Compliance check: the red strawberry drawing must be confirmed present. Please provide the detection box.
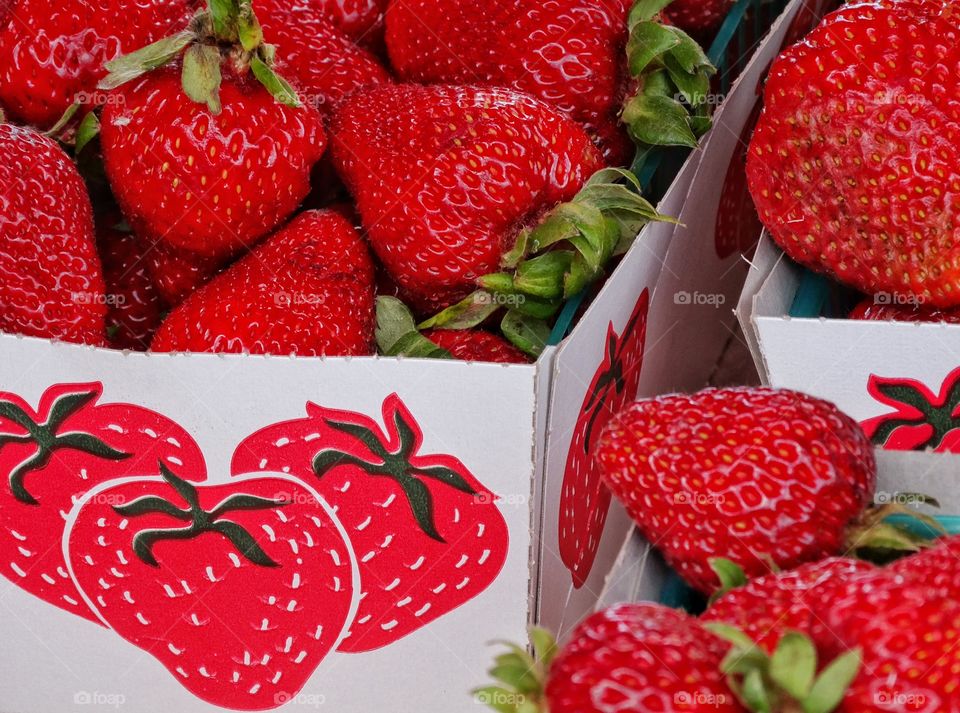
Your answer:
[231,393,510,652]
[559,288,649,588]
[0,383,205,623]
[66,463,358,711]
[860,367,960,453]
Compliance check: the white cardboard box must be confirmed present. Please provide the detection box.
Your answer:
[0,4,810,711]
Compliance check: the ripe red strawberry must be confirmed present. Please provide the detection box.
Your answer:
[142,237,224,306]
[97,214,166,350]
[231,393,510,653]
[256,0,390,119]
[664,0,737,36]
[422,329,529,363]
[702,557,876,653]
[559,288,649,588]
[282,0,388,50]
[849,297,960,324]
[889,534,960,600]
[748,0,960,307]
[860,368,960,453]
[546,603,742,712]
[66,463,357,710]
[0,0,195,129]
[385,0,633,164]
[596,387,877,594]
[0,382,205,623]
[101,65,326,260]
[151,210,375,355]
[330,84,604,314]
[0,123,106,344]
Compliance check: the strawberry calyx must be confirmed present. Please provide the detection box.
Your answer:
[622,0,717,159]
[422,168,669,356]
[844,495,944,562]
[114,461,289,567]
[98,0,300,114]
[706,624,860,713]
[375,297,455,360]
[474,627,556,713]
[0,389,130,505]
[311,408,477,542]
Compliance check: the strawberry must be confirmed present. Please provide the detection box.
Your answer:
[702,557,876,654]
[385,0,634,164]
[142,237,224,306]
[151,209,375,355]
[331,83,604,314]
[0,0,195,129]
[97,214,166,350]
[0,123,106,344]
[559,288,649,588]
[715,102,764,259]
[98,1,327,260]
[256,0,390,120]
[66,463,357,710]
[849,298,960,324]
[0,382,205,623]
[231,393,510,653]
[595,387,877,594]
[664,0,737,37]
[422,329,529,364]
[889,534,960,601]
[282,0,388,51]
[545,604,742,712]
[747,0,960,307]
[860,367,960,454]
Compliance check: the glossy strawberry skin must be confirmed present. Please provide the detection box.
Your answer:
[331,84,604,313]
[142,238,224,306]
[0,0,195,129]
[664,0,737,36]
[748,1,960,307]
[152,210,375,356]
[596,387,877,594]
[97,215,166,350]
[288,0,388,50]
[101,67,326,260]
[0,124,106,344]
[702,557,875,653]
[547,603,743,713]
[257,0,390,120]
[424,329,529,363]
[66,472,356,710]
[385,0,633,164]
[849,297,960,324]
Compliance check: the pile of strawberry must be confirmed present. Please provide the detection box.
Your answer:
[0,0,727,362]
[482,386,960,712]
[745,0,960,326]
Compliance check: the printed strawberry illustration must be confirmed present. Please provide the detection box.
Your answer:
[232,393,510,652]
[860,367,960,453]
[559,288,648,588]
[0,383,205,622]
[66,463,358,710]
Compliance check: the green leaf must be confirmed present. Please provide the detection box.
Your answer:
[741,668,773,713]
[181,44,222,114]
[770,632,817,701]
[45,102,81,138]
[627,21,680,76]
[664,51,711,106]
[75,112,101,155]
[418,291,500,330]
[665,26,713,75]
[622,93,699,148]
[704,623,761,652]
[237,0,263,51]
[529,627,558,669]
[628,0,674,26]
[501,229,531,269]
[709,557,748,600]
[375,296,453,359]
[803,649,861,713]
[501,312,550,358]
[209,0,240,40]
[99,30,196,90]
[472,686,522,713]
[513,252,573,301]
[250,54,300,107]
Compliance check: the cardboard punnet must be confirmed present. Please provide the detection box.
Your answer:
[739,234,960,475]
[0,4,812,712]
